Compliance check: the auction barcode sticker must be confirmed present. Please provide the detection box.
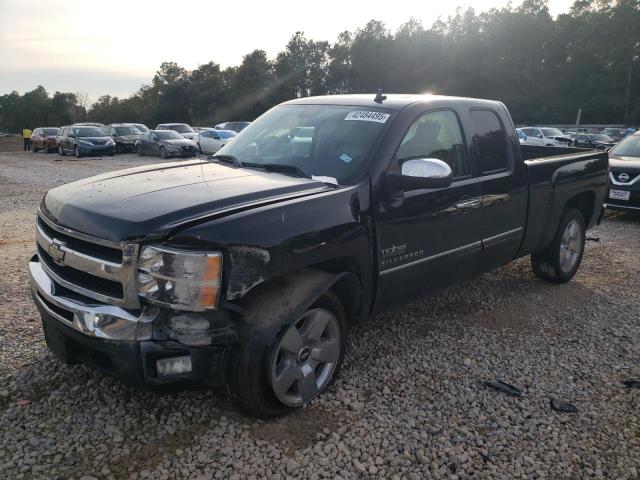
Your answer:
[344,111,390,123]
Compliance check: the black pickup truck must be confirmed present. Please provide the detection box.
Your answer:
[30,94,608,417]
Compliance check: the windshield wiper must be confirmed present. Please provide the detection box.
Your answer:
[208,154,242,168]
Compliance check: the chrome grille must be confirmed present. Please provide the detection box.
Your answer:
[35,211,140,309]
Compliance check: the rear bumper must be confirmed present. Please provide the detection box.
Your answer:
[30,258,229,388]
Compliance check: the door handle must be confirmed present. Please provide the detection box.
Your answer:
[455,198,481,210]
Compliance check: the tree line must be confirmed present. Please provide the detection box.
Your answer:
[1,0,638,133]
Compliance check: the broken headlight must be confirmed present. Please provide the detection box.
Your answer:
[137,245,222,311]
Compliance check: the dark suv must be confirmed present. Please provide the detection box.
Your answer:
[57,126,116,158]
[108,124,142,153]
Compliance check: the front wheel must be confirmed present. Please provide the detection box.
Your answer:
[137,144,144,156]
[531,208,586,283]
[160,147,167,159]
[58,145,65,156]
[228,292,347,418]
[74,146,81,158]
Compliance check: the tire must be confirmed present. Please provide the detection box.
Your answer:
[137,145,145,156]
[531,208,586,283]
[58,145,65,156]
[116,143,123,154]
[33,146,39,152]
[228,291,347,418]
[160,147,167,159]
[74,146,81,158]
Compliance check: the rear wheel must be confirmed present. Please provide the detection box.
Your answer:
[228,291,346,418]
[531,208,585,283]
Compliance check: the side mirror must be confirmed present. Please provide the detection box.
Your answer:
[537,134,543,138]
[386,158,453,192]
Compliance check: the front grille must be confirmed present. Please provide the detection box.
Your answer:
[37,218,122,263]
[38,245,124,298]
[610,171,640,184]
[36,212,139,308]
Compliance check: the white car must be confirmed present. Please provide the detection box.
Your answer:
[197,129,237,154]
[519,127,571,146]
[155,123,198,141]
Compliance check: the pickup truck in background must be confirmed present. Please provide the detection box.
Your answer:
[30,94,608,417]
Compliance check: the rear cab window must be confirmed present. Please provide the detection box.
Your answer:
[469,109,511,175]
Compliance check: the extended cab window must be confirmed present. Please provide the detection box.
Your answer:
[396,110,469,178]
[469,109,509,174]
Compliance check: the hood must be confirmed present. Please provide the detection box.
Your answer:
[180,132,198,139]
[162,138,196,147]
[609,156,640,171]
[41,160,331,241]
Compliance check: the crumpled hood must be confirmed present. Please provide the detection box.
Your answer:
[41,160,331,241]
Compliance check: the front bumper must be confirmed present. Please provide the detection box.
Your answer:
[78,144,115,155]
[30,258,229,388]
[604,172,640,212]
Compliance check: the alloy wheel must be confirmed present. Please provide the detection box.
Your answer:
[559,219,582,272]
[270,308,341,407]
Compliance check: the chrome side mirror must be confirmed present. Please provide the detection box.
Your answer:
[401,158,452,180]
[387,158,453,192]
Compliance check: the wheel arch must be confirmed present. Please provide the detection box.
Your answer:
[564,191,596,228]
[235,268,362,337]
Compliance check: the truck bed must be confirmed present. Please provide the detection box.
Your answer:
[518,145,609,256]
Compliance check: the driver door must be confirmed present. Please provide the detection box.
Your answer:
[375,109,483,309]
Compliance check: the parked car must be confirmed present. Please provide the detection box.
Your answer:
[214,121,251,132]
[156,123,198,140]
[519,127,570,146]
[107,124,142,153]
[516,128,528,145]
[603,131,640,213]
[126,123,149,133]
[30,94,607,418]
[137,129,198,158]
[30,127,59,153]
[601,128,628,142]
[57,125,115,158]
[573,133,616,149]
[197,129,236,154]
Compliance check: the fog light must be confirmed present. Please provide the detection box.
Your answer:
[156,355,192,377]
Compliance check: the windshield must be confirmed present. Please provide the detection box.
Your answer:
[610,135,640,158]
[541,128,564,137]
[74,127,106,137]
[169,124,194,134]
[216,105,393,185]
[156,130,183,140]
[115,126,140,135]
[217,130,236,139]
[43,128,59,136]
[590,134,613,142]
[132,124,149,132]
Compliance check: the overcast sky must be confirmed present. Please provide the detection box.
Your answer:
[0,0,574,102]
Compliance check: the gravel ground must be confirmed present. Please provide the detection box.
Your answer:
[1,150,639,479]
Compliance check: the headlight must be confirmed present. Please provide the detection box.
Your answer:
[137,245,223,311]
[106,138,115,145]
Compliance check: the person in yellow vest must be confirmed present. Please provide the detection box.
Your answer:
[22,127,32,151]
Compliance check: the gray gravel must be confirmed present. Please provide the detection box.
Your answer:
[1,150,639,479]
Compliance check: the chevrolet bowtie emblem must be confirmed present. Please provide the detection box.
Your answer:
[48,239,66,265]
